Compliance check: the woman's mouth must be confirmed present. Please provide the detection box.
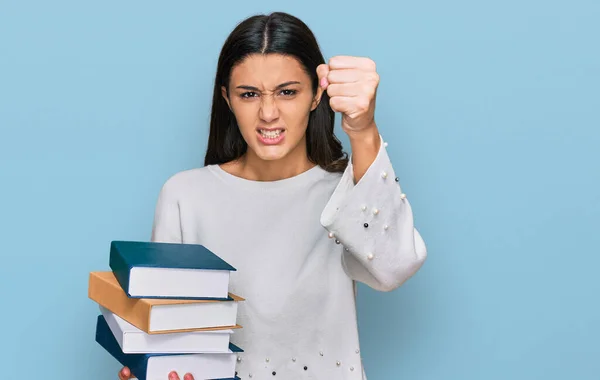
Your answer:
[257,129,286,145]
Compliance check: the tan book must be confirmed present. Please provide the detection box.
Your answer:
[88,271,243,334]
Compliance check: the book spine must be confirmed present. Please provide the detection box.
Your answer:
[109,241,133,297]
[95,315,149,380]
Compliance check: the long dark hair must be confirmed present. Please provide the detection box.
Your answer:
[203,12,348,173]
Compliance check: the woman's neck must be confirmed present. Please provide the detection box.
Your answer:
[220,147,316,182]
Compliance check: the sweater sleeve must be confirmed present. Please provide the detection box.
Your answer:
[320,134,427,292]
[150,178,183,244]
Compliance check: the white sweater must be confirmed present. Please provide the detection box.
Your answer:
[150,135,427,380]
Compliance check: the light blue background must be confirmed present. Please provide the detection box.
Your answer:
[1,0,598,379]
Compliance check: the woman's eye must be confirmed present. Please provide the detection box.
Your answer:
[280,89,297,96]
[241,92,258,98]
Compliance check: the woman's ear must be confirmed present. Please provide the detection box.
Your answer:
[311,86,324,111]
[221,86,231,110]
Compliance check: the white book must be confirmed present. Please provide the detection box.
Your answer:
[100,306,234,354]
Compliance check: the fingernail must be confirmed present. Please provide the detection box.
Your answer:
[169,371,178,380]
[184,374,193,380]
[320,77,328,88]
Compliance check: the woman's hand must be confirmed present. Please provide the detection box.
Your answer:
[317,56,380,136]
[317,55,382,182]
[118,366,134,380]
[118,366,194,380]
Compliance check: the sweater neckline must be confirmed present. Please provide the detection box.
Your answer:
[207,163,328,190]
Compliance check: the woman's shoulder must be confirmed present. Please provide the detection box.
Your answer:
[158,165,222,197]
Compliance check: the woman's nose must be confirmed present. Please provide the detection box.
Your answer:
[259,95,279,122]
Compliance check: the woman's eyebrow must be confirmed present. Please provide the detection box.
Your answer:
[235,81,301,91]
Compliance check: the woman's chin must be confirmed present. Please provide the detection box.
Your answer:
[255,146,288,161]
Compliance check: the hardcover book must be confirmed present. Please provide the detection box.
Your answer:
[95,315,242,380]
[109,240,236,299]
[89,271,243,334]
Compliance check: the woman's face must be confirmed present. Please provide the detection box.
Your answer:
[222,53,323,162]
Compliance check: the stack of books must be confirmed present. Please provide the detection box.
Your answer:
[88,240,244,380]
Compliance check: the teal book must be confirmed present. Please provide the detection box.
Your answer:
[95,315,242,380]
[109,240,236,300]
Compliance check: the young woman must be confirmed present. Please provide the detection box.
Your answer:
[118,11,426,380]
